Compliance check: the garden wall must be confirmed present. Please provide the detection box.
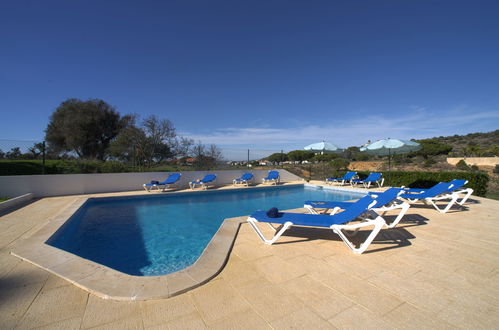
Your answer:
[0,169,303,198]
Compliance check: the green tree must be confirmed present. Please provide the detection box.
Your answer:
[312,153,338,162]
[110,115,191,167]
[6,147,22,159]
[27,142,45,159]
[267,153,288,163]
[45,98,127,160]
[0,149,4,159]
[287,150,314,162]
[412,140,453,159]
[191,142,223,170]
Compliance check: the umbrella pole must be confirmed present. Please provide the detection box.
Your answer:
[388,148,391,185]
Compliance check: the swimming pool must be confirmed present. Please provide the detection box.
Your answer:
[47,185,364,276]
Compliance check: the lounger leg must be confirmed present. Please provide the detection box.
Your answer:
[427,194,459,214]
[457,188,473,205]
[330,216,385,254]
[304,205,319,214]
[329,207,342,215]
[247,218,293,245]
[143,185,150,192]
[384,202,410,228]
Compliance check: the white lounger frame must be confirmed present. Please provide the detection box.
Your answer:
[402,192,460,214]
[247,201,385,254]
[189,180,215,190]
[454,188,473,205]
[143,182,177,192]
[233,178,253,187]
[262,177,279,185]
[326,175,358,186]
[351,178,385,189]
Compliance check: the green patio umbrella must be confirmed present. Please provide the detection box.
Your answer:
[304,141,344,180]
[304,141,343,154]
[360,138,421,179]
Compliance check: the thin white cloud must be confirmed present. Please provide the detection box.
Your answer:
[179,106,499,159]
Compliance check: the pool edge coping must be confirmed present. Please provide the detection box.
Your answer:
[10,196,248,301]
[10,182,372,301]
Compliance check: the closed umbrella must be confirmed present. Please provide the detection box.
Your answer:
[360,138,421,177]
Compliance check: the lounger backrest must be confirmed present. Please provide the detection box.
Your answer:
[242,173,254,180]
[425,182,454,196]
[365,172,382,181]
[267,171,279,179]
[202,174,217,182]
[448,179,468,191]
[332,195,375,223]
[166,173,181,183]
[344,171,357,180]
[370,187,400,207]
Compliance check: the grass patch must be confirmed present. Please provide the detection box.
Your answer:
[486,193,499,201]
[0,198,9,202]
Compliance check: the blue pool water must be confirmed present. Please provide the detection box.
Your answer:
[47,185,364,276]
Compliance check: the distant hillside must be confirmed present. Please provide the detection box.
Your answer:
[418,129,499,157]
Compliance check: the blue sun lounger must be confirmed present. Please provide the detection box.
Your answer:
[350,172,385,188]
[399,182,459,213]
[262,170,280,185]
[402,179,473,206]
[326,171,357,185]
[143,173,182,192]
[233,173,254,186]
[247,195,385,254]
[189,174,217,190]
[304,187,410,228]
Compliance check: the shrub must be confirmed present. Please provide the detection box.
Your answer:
[494,165,499,174]
[456,159,470,171]
[358,170,489,196]
[329,158,350,170]
[422,159,437,168]
[312,154,338,162]
[100,161,129,173]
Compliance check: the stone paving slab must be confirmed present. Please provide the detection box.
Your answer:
[1,182,499,328]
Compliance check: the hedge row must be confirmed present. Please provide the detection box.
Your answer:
[0,160,130,175]
[0,160,195,176]
[354,171,489,197]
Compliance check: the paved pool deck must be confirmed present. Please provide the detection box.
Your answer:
[1,181,498,329]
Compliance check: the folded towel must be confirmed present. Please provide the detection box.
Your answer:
[266,207,281,218]
[150,180,160,184]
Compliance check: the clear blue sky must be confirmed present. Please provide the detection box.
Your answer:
[1,0,498,159]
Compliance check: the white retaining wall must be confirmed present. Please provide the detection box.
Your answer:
[447,157,499,166]
[0,169,303,198]
[0,193,35,212]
